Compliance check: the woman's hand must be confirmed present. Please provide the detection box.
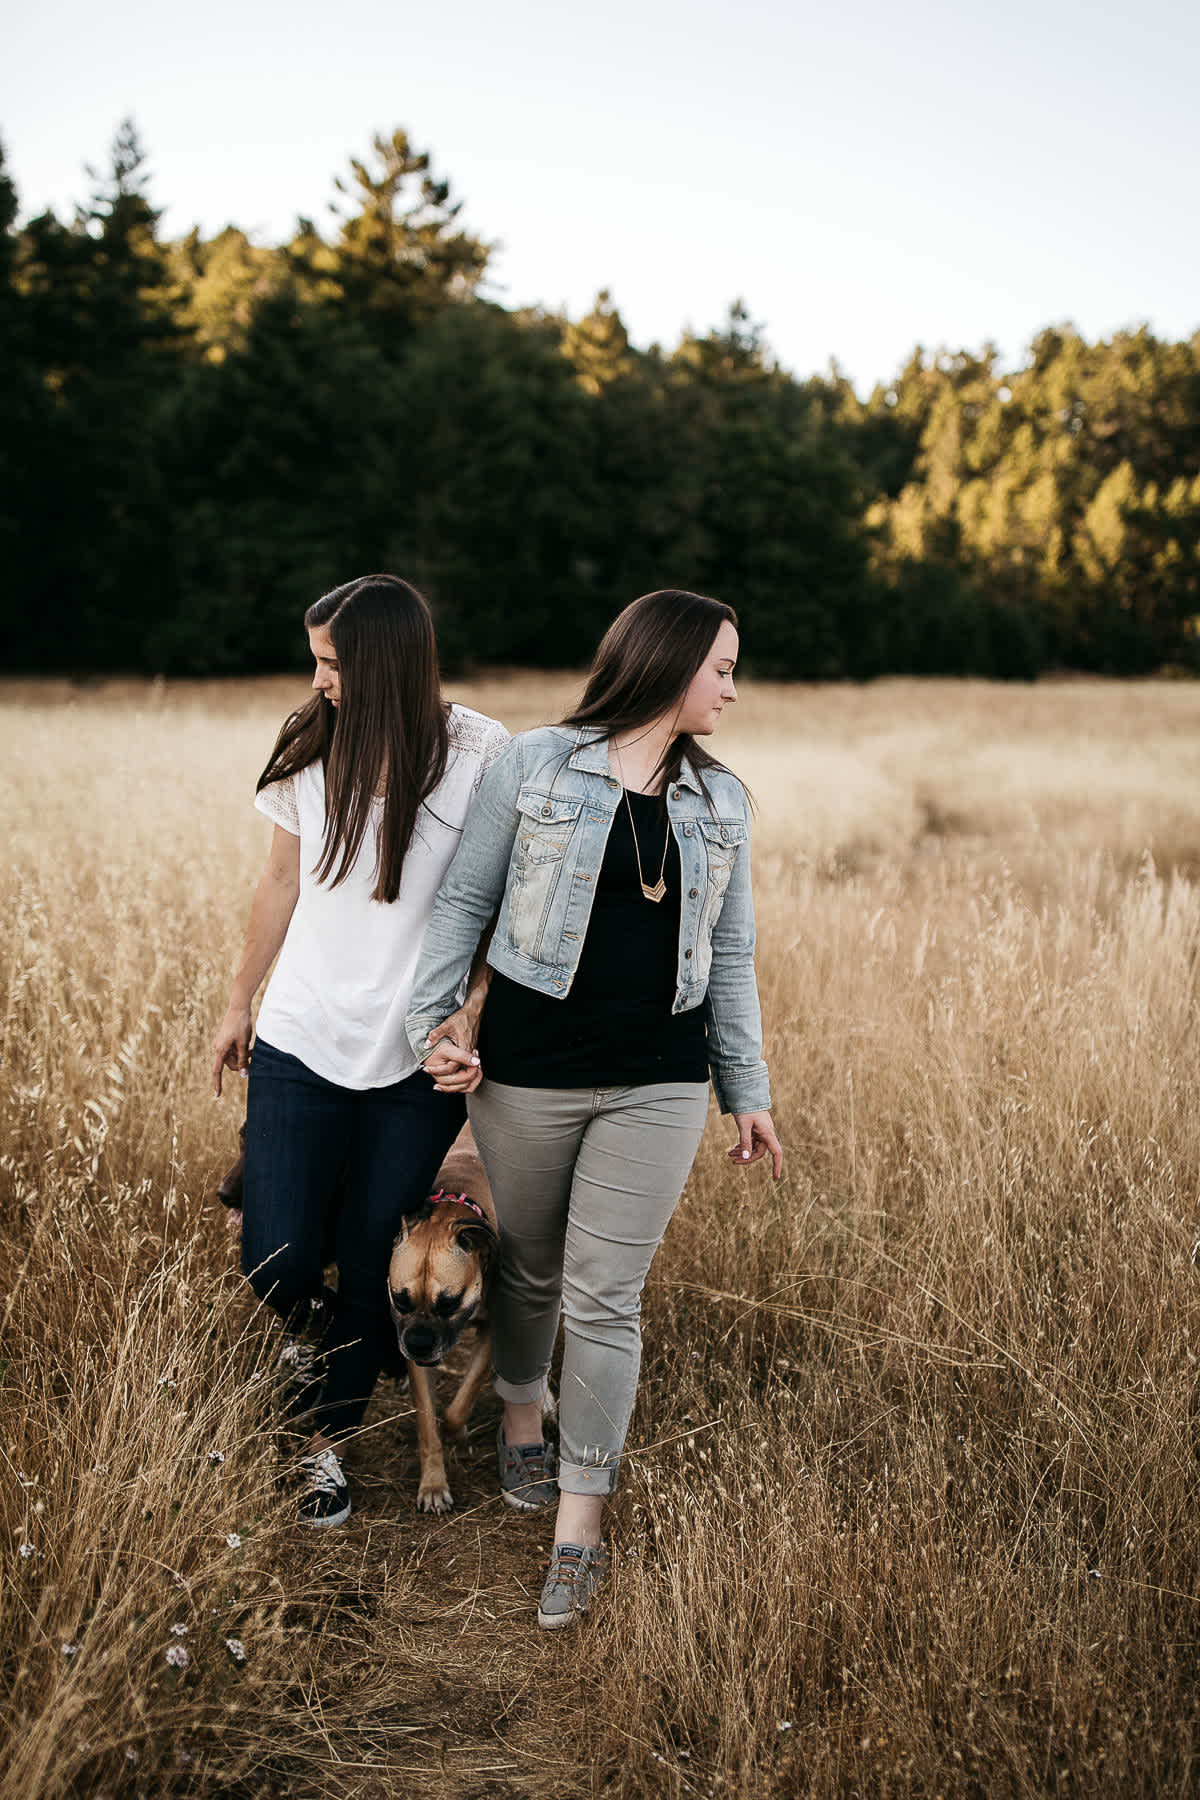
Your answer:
[729,1111,783,1179]
[212,1004,253,1097]
[424,1006,484,1095]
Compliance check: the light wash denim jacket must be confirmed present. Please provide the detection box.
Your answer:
[406,726,771,1115]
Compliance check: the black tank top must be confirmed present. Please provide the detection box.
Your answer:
[478,790,709,1089]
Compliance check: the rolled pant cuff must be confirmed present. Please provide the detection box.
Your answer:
[557,1456,619,1497]
[494,1374,551,1407]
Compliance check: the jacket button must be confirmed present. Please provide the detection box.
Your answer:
[542,805,552,815]
[684,948,693,959]
[689,887,699,899]
[673,788,682,800]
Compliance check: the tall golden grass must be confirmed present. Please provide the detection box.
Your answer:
[2,673,1199,1797]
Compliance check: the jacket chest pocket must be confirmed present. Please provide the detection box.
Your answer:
[698,818,746,903]
[515,793,584,864]
[509,792,584,955]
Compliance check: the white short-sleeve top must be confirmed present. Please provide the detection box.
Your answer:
[253,703,508,1089]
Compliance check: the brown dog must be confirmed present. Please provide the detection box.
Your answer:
[215,1121,497,1514]
[387,1125,499,1513]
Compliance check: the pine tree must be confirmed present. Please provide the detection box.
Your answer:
[0,140,51,637]
[14,120,189,667]
[171,226,283,361]
[291,129,492,350]
[561,290,634,395]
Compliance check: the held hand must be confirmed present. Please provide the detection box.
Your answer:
[212,1005,252,1098]
[729,1111,784,1180]
[424,1009,484,1095]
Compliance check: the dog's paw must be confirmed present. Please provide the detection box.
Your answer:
[417,1478,454,1514]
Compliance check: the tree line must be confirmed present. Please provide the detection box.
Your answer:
[3,121,1198,679]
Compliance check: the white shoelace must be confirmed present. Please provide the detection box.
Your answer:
[279,1338,318,1380]
[303,1449,344,1494]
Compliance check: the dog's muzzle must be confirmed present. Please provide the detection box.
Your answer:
[399,1323,446,1365]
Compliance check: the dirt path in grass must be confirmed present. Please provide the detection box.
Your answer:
[267,1377,602,1800]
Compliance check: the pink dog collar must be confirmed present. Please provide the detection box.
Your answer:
[429,1188,488,1225]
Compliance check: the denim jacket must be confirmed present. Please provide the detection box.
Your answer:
[406,726,771,1115]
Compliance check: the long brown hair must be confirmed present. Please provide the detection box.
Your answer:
[562,589,740,794]
[256,574,449,903]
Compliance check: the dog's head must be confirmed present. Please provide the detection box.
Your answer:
[386,1196,498,1366]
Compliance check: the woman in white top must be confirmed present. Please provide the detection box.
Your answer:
[212,574,507,1526]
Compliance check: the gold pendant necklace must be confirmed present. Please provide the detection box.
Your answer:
[623,787,669,903]
[611,739,670,902]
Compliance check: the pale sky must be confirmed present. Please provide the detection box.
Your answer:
[3,0,1197,394]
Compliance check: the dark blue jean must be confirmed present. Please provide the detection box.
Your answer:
[241,1038,466,1442]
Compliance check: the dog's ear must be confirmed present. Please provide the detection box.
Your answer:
[454,1221,498,1257]
[216,1148,245,1210]
[393,1199,437,1248]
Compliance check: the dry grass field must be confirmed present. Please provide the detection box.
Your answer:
[2,671,1199,1798]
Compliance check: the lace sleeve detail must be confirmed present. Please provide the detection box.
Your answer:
[448,707,511,791]
[254,775,300,835]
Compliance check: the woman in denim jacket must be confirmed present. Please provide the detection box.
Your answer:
[407,590,782,1627]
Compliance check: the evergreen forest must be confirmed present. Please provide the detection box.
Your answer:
[4,121,1199,679]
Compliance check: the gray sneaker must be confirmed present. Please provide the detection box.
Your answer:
[497,1427,558,1510]
[537,1542,608,1629]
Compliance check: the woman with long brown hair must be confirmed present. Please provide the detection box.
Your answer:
[409,588,782,1626]
[212,574,505,1526]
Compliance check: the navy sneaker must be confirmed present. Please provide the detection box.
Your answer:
[297,1448,351,1528]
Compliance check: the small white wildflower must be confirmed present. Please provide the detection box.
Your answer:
[165,1645,189,1669]
[170,1622,188,1637]
[225,1532,242,1550]
[1089,1567,1102,1579]
[208,1450,226,1466]
[125,1748,139,1764]
[18,1543,35,1560]
[224,1637,246,1662]
[157,1375,176,1389]
[62,1643,80,1657]
[778,1720,793,1731]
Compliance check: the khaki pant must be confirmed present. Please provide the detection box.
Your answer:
[468,1079,710,1496]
